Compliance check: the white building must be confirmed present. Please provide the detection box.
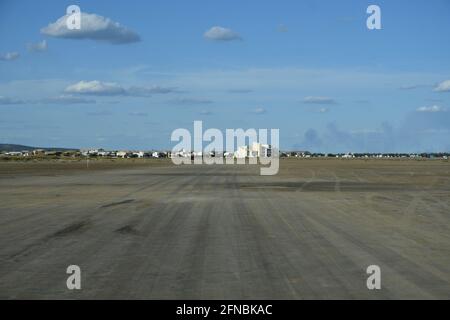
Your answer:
[171,149,190,158]
[234,143,273,159]
[251,142,272,158]
[117,151,129,158]
[234,145,249,159]
[81,148,104,156]
[97,150,110,157]
[6,151,24,156]
[133,151,145,158]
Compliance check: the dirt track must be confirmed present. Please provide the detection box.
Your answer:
[0,159,449,299]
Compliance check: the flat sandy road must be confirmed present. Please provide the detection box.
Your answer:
[0,159,449,299]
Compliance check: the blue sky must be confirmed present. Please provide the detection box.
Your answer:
[0,0,449,152]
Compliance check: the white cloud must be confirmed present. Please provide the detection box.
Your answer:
[65,80,126,96]
[64,81,178,97]
[434,80,450,92]
[27,40,48,53]
[204,26,241,41]
[416,105,447,113]
[252,107,266,114]
[127,85,178,96]
[303,96,337,104]
[41,12,140,44]
[0,52,20,61]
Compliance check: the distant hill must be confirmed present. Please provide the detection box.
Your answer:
[0,144,78,152]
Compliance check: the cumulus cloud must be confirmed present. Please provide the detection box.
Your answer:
[41,12,140,44]
[434,80,450,92]
[303,96,337,104]
[27,40,48,53]
[293,122,398,153]
[0,52,20,61]
[204,26,241,41]
[292,112,450,153]
[404,107,450,137]
[65,80,126,96]
[301,129,323,150]
[416,105,447,113]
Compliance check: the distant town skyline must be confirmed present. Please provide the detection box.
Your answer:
[1,0,450,152]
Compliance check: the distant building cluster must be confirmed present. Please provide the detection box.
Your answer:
[1,148,449,160]
[280,151,449,159]
[171,143,273,159]
[0,148,169,159]
[80,149,168,158]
